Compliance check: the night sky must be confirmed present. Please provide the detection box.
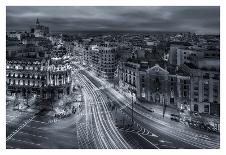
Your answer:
[6,6,220,34]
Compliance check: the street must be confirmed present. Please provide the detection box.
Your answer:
[6,64,220,149]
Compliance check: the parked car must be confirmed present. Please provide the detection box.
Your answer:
[170,114,180,122]
[147,108,154,113]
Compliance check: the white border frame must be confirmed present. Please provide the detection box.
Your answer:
[1,0,225,155]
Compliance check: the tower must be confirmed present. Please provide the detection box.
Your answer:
[36,18,40,26]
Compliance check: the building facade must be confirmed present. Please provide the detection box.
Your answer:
[182,58,220,116]
[90,42,118,79]
[6,19,72,108]
[6,58,72,102]
[118,60,191,110]
[31,18,49,38]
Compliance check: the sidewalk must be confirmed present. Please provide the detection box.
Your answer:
[136,100,179,119]
[119,90,179,119]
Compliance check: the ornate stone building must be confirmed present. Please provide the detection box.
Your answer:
[6,19,72,108]
[118,60,191,110]
[6,58,72,102]
[31,18,49,38]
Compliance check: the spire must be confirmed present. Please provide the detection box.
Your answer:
[36,18,40,25]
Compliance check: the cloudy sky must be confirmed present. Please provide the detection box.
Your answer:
[6,6,220,34]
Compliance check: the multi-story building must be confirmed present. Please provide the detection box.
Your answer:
[7,31,26,41]
[6,58,72,101]
[31,18,49,38]
[168,43,206,66]
[6,19,72,108]
[82,47,91,66]
[90,42,118,79]
[52,44,67,58]
[182,58,220,116]
[118,59,191,110]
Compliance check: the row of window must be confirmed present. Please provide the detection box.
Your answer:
[7,79,68,87]
[7,79,46,87]
[100,68,115,73]
[203,73,219,80]
[194,104,209,113]
[7,73,46,80]
[7,65,43,71]
[125,70,136,76]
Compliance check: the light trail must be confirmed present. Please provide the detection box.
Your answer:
[79,74,118,148]
[77,74,110,148]
[76,72,131,149]
[82,74,131,148]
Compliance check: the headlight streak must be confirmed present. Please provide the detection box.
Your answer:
[82,74,121,149]
[78,74,105,149]
[77,73,131,149]
[83,75,131,149]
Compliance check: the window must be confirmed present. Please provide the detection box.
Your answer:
[194,104,199,112]
[204,105,209,113]
[194,92,198,96]
[203,73,209,79]
[184,91,187,97]
[141,76,145,82]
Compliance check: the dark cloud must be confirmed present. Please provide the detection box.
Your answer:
[6,6,220,34]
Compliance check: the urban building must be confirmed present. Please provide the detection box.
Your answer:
[6,19,72,108]
[168,43,204,66]
[31,18,49,38]
[118,59,191,110]
[182,58,220,116]
[90,42,118,79]
[6,58,72,102]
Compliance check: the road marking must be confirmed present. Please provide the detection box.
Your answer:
[31,120,48,124]
[19,131,48,139]
[26,125,45,130]
[159,140,172,144]
[138,133,159,149]
[11,138,41,146]
[6,115,36,141]
[150,133,158,138]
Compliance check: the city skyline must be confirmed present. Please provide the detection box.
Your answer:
[7,6,220,34]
